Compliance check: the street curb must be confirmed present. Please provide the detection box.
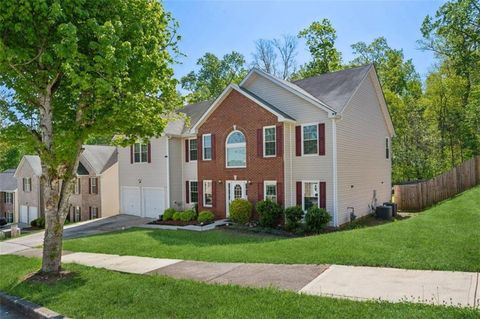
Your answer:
[0,291,69,319]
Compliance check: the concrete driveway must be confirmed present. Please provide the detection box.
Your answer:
[0,214,152,255]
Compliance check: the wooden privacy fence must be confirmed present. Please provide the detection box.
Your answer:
[393,156,480,212]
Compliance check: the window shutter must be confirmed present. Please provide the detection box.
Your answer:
[257,182,264,201]
[130,145,133,164]
[147,143,152,163]
[22,178,25,192]
[276,125,283,157]
[88,178,91,194]
[89,207,92,219]
[296,181,302,206]
[185,140,189,162]
[95,178,99,194]
[198,136,202,161]
[257,128,263,157]
[320,182,326,209]
[212,181,216,208]
[277,182,283,206]
[185,181,190,204]
[318,123,325,156]
[295,126,301,156]
[198,180,203,206]
[211,134,216,160]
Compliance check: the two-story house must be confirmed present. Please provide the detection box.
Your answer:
[118,64,394,226]
[0,169,18,223]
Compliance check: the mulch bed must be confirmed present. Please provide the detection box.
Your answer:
[148,220,213,227]
[23,270,76,284]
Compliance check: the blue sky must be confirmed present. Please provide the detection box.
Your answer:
[164,0,443,81]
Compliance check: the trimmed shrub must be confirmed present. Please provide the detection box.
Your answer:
[198,211,215,224]
[172,211,182,221]
[163,208,176,221]
[30,216,45,228]
[256,200,283,227]
[304,207,331,233]
[284,206,304,231]
[229,199,252,224]
[179,210,196,222]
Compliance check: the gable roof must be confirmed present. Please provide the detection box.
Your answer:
[80,145,117,175]
[293,64,373,113]
[14,155,42,177]
[178,100,214,134]
[0,169,17,192]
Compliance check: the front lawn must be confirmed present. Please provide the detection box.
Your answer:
[0,255,477,319]
[63,186,480,272]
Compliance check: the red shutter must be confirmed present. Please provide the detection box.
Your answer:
[257,128,263,157]
[320,182,326,209]
[185,181,190,204]
[296,181,302,206]
[88,178,91,194]
[147,143,152,163]
[258,182,264,201]
[198,136,202,161]
[198,180,203,206]
[211,134,216,160]
[130,145,134,164]
[277,182,283,206]
[185,140,189,162]
[276,125,283,157]
[295,126,301,156]
[318,123,325,156]
[212,181,216,208]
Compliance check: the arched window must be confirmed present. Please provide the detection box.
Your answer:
[226,130,246,168]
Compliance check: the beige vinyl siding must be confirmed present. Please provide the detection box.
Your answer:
[182,137,198,210]
[244,74,335,218]
[168,137,183,210]
[336,72,392,225]
[100,162,120,217]
[16,162,42,216]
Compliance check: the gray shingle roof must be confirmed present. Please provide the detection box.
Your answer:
[0,169,17,192]
[24,155,42,176]
[179,100,214,133]
[293,64,373,112]
[81,145,117,175]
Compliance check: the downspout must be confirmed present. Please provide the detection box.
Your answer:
[166,136,171,209]
[332,117,339,227]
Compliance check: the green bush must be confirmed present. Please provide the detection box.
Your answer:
[163,208,176,221]
[198,211,215,224]
[229,199,252,224]
[179,210,196,222]
[284,206,304,231]
[172,211,182,221]
[256,200,283,227]
[304,207,331,233]
[30,216,45,228]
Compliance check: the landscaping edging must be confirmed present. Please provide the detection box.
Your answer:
[0,291,69,319]
[139,219,229,232]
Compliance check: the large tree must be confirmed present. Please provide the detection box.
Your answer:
[0,0,180,274]
[295,19,342,79]
[251,35,298,80]
[181,52,247,103]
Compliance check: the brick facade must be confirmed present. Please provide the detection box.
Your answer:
[68,176,101,222]
[197,90,284,218]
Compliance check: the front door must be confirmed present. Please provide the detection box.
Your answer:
[226,181,247,217]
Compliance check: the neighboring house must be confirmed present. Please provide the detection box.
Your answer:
[15,145,119,225]
[0,169,18,223]
[118,64,394,226]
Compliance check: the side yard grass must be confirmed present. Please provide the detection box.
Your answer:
[0,255,478,319]
[63,186,480,272]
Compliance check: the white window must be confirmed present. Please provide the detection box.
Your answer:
[74,178,81,194]
[189,181,198,203]
[4,193,13,204]
[263,126,276,157]
[23,178,32,192]
[203,180,213,207]
[264,181,277,203]
[385,137,390,159]
[302,124,318,155]
[134,143,148,163]
[189,139,198,161]
[90,207,98,219]
[90,177,98,194]
[6,212,13,223]
[226,130,246,168]
[202,134,212,160]
[74,206,81,222]
[303,181,319,211]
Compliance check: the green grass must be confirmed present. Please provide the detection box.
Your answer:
[63,186,480,272]
[0,255,477,319]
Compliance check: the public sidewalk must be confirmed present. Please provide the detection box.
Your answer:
[7,247,479,309]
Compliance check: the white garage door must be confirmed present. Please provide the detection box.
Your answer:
[121,187,141,216]
[20,205,38,224]
[143,187,165,219]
